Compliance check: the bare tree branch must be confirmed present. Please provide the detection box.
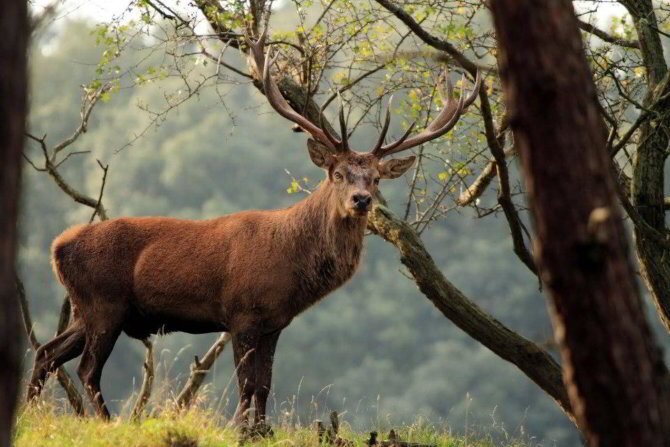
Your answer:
[456,147,514,207]
[51,85,109,160]
[15,276,85,416]
[24,132,109,220]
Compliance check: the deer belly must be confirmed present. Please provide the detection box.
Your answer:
[123,308,228,339]
[131,250,227,331]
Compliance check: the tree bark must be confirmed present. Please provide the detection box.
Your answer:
[491,1,670,445]
[0,0,28,444]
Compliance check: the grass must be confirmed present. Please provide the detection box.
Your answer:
[14,403,532,447]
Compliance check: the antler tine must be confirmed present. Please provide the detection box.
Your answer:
[427,72,463,132]
[464,69,482,108]
[248,29,343,153]
[337,92,349,152]
[376,121,417,155]
[319,110,343,149]
[376,69,481,158]
[370,95,393,156]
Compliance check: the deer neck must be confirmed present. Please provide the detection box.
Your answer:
[283,181,367,307]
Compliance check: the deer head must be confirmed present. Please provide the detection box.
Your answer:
[248,32,481,218]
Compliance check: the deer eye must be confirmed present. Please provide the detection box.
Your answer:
[373,177,380,185]
[333,172,343,182]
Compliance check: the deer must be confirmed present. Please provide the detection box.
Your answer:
[27,32,480,431]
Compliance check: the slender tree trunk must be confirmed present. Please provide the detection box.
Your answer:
[491,1,670,445]
[619,0,670,334]
[0,0,28,445]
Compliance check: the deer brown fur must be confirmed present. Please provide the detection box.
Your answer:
[27,32,479,429]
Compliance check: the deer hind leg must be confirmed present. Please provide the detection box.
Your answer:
[77,306,123,420]
[253,330,280,433]
[231,332,259,427]
[27,321,85,401]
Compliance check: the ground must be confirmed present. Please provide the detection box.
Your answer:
[14,404,532,447]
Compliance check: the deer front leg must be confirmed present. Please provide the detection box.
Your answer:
[232,332,259,427]
[253,330,281,435]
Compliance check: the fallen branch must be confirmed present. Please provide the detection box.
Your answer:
[130,338,155,420]
[176,332,232,408]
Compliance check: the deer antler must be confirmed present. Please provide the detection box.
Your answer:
[370,69,482,158]
[247,30,350,153]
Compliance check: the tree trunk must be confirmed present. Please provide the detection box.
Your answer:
[491,1,670,445]
[620,0,670,334]
[0,0,28,445]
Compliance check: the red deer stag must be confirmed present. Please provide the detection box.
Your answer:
[27,32,480,429]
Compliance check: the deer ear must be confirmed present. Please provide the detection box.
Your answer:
[307,139,336,169]
[379,156,416,179]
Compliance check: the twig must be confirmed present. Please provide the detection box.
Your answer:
[90,160,109,223]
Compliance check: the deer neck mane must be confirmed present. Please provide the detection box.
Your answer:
[282,180,367,309]
[287,180,367,255]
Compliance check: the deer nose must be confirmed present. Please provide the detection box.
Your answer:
[352,193,372,210]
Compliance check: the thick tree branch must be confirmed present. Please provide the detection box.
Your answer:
[193,0,243,49]
[577,19,640,49]
[366,203,574,423]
